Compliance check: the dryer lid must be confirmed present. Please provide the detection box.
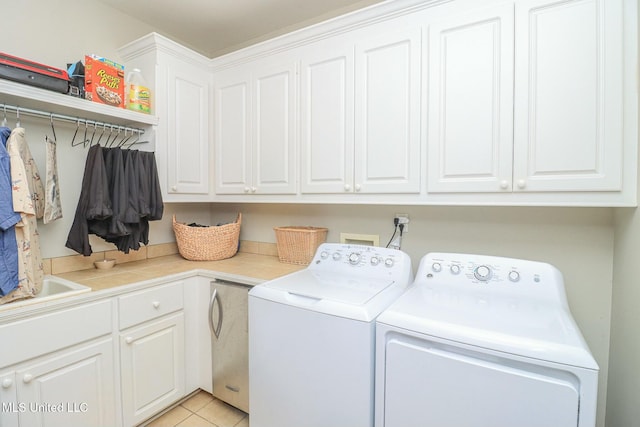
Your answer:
[377,284,599,369]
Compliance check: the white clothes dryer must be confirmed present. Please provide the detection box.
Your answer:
[375,253,599,427]
[249,243,412,427]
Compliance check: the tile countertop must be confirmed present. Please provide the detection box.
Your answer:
[56,252,306,291]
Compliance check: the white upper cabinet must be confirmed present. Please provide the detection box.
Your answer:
[119,33,213,202]
[300,39,355,194]
[117,0,636,206]
[513,0,624,193]
[214,57,297,195]
[301,24,422,195]
[427,4,515,193]
[165,57,211,197]
[354,25,422,194]
[426,0,635,204]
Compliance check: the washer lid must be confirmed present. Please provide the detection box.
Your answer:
[250,269,404,321]
[262,270,396,305]
[377,284,598,369]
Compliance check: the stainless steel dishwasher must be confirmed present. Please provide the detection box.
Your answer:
[209,279,250,413]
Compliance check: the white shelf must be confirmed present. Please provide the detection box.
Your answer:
[0,79,158,127]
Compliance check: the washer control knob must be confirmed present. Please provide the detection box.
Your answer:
[320,251,329,259]
[450,264,461,275]
[348,253,361,265]
[332,252,341,261]
[474,265,492,282]
[384,258,394,268]
[370,256,380,266]
[431,262,442,272]
[508,270,520,282]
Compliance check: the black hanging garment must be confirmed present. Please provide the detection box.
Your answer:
[66,146,164,256]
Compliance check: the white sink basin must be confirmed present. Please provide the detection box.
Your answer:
[1,276,91,310]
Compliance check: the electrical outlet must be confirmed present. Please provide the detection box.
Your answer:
[394,214,409,233]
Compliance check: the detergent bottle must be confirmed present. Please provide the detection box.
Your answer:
[126,68,151,114]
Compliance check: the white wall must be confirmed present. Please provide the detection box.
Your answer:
[2,1,620,426]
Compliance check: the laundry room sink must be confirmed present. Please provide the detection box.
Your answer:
[0,276,91,310]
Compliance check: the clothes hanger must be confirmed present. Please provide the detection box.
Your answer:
[48,114,57,143]
[15,108,20,128]
[2,106,7,127]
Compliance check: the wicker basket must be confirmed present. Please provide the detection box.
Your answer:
[274,226,328,265]
[173,213,241,261]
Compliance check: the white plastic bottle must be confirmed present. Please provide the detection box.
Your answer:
[126,68,151,114]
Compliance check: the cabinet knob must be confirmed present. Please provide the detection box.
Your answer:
[251,187,257,193]
[244,187,250,193]
[500,180,509,190]
[2,378,12,389]
[344,184,351,191]
[171,185,178,192]
[152,301,160,309]
[517,179,526,189]
[125,336,134,344]
[354,184,361,192]
[22,374,33,384]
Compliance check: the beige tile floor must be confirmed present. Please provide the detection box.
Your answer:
[143,390,249,427]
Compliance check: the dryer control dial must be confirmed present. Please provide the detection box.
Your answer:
[474,265,492,282]
[385,258,395,268]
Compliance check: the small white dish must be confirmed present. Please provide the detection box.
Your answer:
[94,259,116,270]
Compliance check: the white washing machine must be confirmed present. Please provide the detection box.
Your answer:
[375,253,599,427]
[249,243,413,427]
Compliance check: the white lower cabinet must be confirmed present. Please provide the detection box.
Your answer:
[8,339,116,427]
[0,300,116,427]
[118,281,186,427]
[120,313,185,426]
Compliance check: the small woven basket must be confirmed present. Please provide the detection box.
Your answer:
[274,226,328,265]
[173,213,241,261]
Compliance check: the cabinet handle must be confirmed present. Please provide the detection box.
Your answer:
[244,187,250,193]
[354,184,361,192]
[251,187,257,193]
[344,184,351,191]
[517,179,526,189]
[2,379,12,389]
[171,185,178,192]
[500,180,509,190]
[152,301,160,309]
[208,286,223,339]
[125,336,134,344]
[22,374,33,384]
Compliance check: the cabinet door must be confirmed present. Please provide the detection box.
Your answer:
[214,67,252,195]
[166,57,211,196]
[300,40,355,194]
[120,313,185,427]
[513,0,624,192]
[354,26,422,194]
[427,4,515,193]
[252,60,297,194]
[0,371,18,427]
[16,338,116,427]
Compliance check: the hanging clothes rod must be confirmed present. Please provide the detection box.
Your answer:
[0,102,146,135]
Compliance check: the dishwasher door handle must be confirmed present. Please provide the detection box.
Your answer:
[209,287,223,339]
